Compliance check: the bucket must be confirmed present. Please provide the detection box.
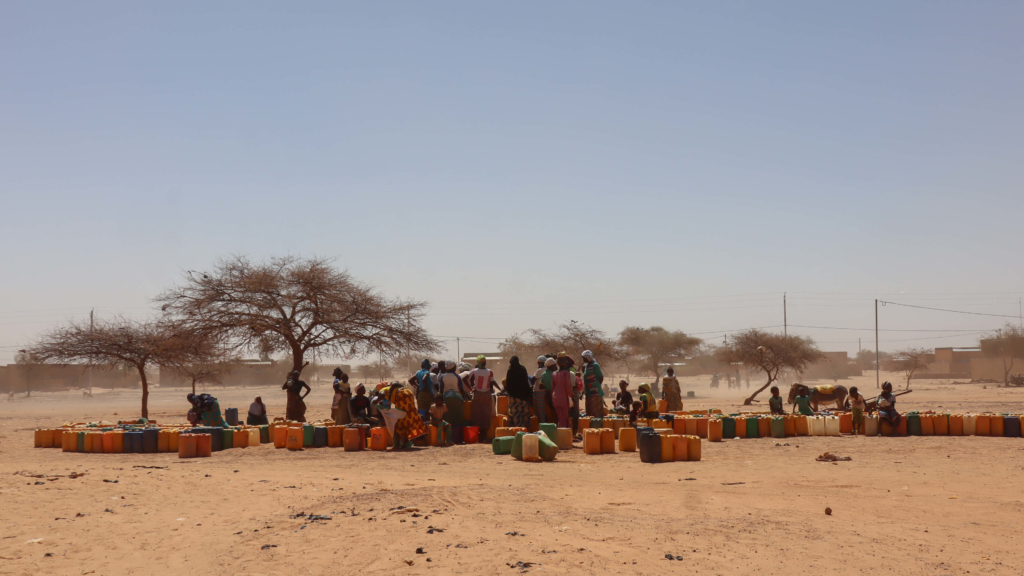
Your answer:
[522,434,541,462]
[707,419,723,442]
[464,426,480,444]
[178,434,198,458]
[619,427,637,451]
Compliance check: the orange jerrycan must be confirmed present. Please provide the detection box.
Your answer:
[658,399,668,413]
[178,434,197,458]
[660,434,677,462]
[168,429,180,452]
[157,430,170,452]
[684,418,698,436]
[579,417,591,430]
[462,402,472,422]
[672,418,686,435]
[370,428,388,451]
[672,435,688,462]
[583,429,602,454]
[233,428,249,448]
[327,426,342,447]
[839,413,853,434]
[920,414,935,436]
[343,427,363,451]
[83,431,95,453]
[976,415,991,436]
[695,417,709,439]
[247,427,260,446]
[783,415,796,437]
[61,430,76,452]
[757,417,771,438]
[793,415,809,436]
[528,416,539,432]
[948,414,964,436]
[733,417,747,438]
[102,431,115,453]
[686,435,701,461]
[496,395,509,416]
[286,427,304,450]
[933,414,949,435]
[34,429,48,448]
[990,415,1004,437]
[618,427,637,451]
[707,419,723,442]
[91,432,105,453]
[600,428,616,454]
[196,433,212,457]
[274,425,287,448]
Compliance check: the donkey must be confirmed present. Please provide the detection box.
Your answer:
[788,383,849,411]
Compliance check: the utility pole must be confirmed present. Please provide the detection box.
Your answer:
[875,299,880,389]
[783,292,787,336]
[456,337,460,365]
[858,338,861,353]
[88,309,94,393]
[1019,297,1022,329]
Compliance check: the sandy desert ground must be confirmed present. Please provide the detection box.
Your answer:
[2,371,1023,575]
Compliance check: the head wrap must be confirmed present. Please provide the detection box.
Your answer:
[332,367,344,379]
[459,362,472,372]
[431,362,439,371]
[545,358,557,368]
[446,360,456,370]
[537,355,547,364]
[557,351,567,358]
[509,355,520,367]
[638,383,651,393]
[582,350,594,361]
[355,383,366,394]
[476,355,487,366]
[421,359,431,370]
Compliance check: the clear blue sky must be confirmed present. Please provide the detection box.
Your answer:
[2,2,1022,363]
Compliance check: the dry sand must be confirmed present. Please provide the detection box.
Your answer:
[2,371,1023,575]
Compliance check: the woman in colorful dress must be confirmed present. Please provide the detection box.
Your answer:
[379,382,427,448]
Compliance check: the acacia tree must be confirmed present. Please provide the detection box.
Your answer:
[618,326,702,382]
[14,349,41,397]
[887,347,930,390]
[499,321,624,368]
[31,317,177,418]
[716,329,823,405]
[980,324,1024,386]
[156,256,438,377]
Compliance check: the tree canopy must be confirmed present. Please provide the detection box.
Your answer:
[618,326,702,381]
[980,324,1024,385]
[716,329,822,405]
[887,347,930,390]
[156,255,438,376]
[499,321,622,365]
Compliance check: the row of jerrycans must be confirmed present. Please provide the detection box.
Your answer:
[901,413,1024,437]
[54,428,192,454]
[273,424,377,451]
[637,429,702,463]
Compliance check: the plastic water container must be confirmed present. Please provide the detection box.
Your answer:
[464,426,480,444]
[496,395,509,416]
[659,434,676,462]
[343,427,363,451]
[746,417,760,438]
[963,414,977,436]
[721,417,735,439]
[178,434,197,458]
[221,428,234,450]
[770,417,785,439]
[600,429,616,453]
[920,414,935,436]
[302,424,315,447]
[1003,416,1021,438]
[451,425,464,444]
[670,435,687,461]
[313,426,328,448]
[521,434,541,462]
[157,430,170,452]
[583,429,602,454]
[990,415,1005,437]
[707,418,723,442]
[794,416,809,436]
[824,416,841,437]
[128,431,144,453]
[247,427,260,446]
[809,416,825,436]
[638,431,661,464]
[555,428,573,451]
[934,414,950,435]
[369,428,388,450]
[686,435,702,461]
[734,417,747,438]
[287,427,304,450]
[234,428,249,448]
[492,436,515,454]
[783,416,796,437]
[757,417,770,438]
[685,418,698,436]
[539,423,557,443]
[225,408,239,426]
[619,427,637,451]
[839,413,853,434]
[327,426,342,447]
[907,413,922,436]
[948,414,964,436]
[196,433,212,457]
[90,431,105,453]
[274,426,287,448]
[590,417,603,429]
[863,414,879,436]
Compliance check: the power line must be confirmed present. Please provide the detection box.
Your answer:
[879,301,1022,319]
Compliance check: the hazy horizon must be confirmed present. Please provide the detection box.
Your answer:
[2,2,1022,364]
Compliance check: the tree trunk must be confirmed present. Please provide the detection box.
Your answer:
[138,365,149,420]
[191,377,196,396]
[743,377,774,405]
[291,345,306,376]
[1004,358,1014,387]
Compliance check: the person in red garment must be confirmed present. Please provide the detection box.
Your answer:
[551,355,576,428]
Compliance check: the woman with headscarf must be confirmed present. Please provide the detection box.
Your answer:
[282,370,311,422]
[469,355,498,433]
[408,359,434,421]
[581,350,606,418]
[349,384,380,426]
[187,393,227,427]
[533,356,551,423]
[504,356,533,428]
[247,396,269,425]
[375,381,427,449]
[331,370,352,425]
[551,356,575,428]
[439,361,465,427]
[662,367,683,412]
[638,384,659,418]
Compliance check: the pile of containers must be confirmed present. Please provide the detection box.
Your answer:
[34,421,271,458]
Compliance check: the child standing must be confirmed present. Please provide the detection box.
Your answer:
[848,386,866,435]
[429,395,453,446]
[768,386,785,415]
[629,400,643,427]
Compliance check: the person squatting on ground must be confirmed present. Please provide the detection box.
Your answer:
[247,396,269,425]
[349,384,381,427]
[792,385,815,416]
[187,393,227,427]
